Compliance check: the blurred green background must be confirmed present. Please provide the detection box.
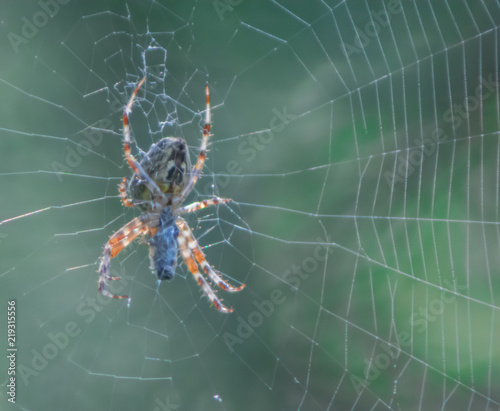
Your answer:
[1,1,500,410]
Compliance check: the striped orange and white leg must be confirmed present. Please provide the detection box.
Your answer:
[98,214,157,299]
[177,197,231,215]
[122,77,166,204]
[175,217,244,313]
[118,177,134,207]
[173,84,212,207]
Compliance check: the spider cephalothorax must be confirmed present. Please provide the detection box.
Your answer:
[98,78,245,313]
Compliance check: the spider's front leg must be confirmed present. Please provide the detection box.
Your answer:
[173,84,212,207]
[98,215,157,299]
[122,78,167,204]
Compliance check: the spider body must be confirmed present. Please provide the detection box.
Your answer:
[98,78,245,313]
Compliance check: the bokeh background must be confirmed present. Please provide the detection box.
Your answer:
[1,1,500,410]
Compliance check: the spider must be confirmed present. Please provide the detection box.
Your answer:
[98,78,245,313]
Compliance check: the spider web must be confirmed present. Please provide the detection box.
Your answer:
[0,1,499,410]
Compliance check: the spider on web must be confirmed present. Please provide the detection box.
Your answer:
[98,78,245,313]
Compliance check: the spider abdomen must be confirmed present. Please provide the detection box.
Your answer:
[148,208,179,280]
[128,137,190,208]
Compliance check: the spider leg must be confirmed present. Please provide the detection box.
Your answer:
[118,177,134,207]
[175,217,236,313]
[176,217,245,293]
[177,197,231,215]
[98,214,158,299]
[118,176,155,209]
[122,78,146,177]
[176,217,244,313]
[122,78,167,205]
[173,84,211,207]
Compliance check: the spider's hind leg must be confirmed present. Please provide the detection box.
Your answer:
[175,217,245,313]
[176,218,244,292]
[98,215,157,299]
